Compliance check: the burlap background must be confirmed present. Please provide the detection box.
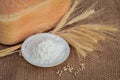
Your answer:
[0,0,120,80]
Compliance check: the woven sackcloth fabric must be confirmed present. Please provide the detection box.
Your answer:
[0,0,120,80]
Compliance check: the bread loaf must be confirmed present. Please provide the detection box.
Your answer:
[0,0,71,45]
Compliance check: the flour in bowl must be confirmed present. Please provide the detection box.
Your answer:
[22,33,70,67]
[34,38,65,64]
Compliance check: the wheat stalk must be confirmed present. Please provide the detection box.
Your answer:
[0,44,21,57]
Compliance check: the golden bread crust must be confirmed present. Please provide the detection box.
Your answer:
[0,0,45,15]
[0,0,71,45]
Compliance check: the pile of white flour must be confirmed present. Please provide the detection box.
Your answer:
[33,39,66,64]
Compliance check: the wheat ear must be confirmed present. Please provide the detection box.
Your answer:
[57,24,118,58]
[66,1,97,25]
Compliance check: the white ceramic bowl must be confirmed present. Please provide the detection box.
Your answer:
[21,33,70,67]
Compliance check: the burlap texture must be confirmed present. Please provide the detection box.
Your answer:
[0,0,120,80]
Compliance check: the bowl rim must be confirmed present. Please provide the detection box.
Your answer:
[21,33,70,67]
